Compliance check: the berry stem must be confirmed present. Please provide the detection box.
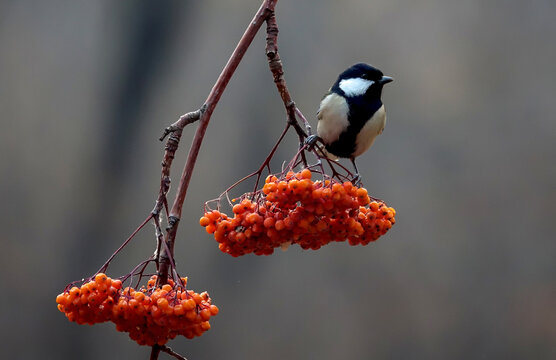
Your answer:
[96,213,153,275]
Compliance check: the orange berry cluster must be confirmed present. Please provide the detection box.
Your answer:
[56,273,218,346]
[200,169,395,256]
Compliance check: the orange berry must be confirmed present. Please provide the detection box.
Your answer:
[277,181,288,192]
[332,183,343,193]
[156,297,169,309]
[297,218,310,230]
[183,298,196,311]
[300,168,312,179]
[312,188,322,200]
[150,305,163,318]
[185,310,197,321]
[288,179,299,192]
[263,217,275,228]
[199,216,210,227]
[209,304,219,315]
[232,203,243,214]
[315,220,328,232]
[265,182,277,193]
[236,232,246,243]
[356,187,368,197]
[56,294,67,305]
[283,217,294,229]
[206,210,221,222]
[240,198,253,209]
[200,308,211,321]
[274,219,285,231]
[94,273,108,284]
[111,279,122,289]
[134,292,145,302]
[246,213,262,224]
[173,304,185,316]
[192,293,203,304]
[205,224,216,234]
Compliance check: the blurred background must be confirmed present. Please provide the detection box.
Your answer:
[1,0,555,359]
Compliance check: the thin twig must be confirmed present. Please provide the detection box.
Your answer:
[161,345,189,360]
[96,213,153,275]
[159,108,204,142]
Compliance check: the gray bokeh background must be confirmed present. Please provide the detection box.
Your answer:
[1,1,555,359]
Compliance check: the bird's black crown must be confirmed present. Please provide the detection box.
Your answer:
[337,63,384,82]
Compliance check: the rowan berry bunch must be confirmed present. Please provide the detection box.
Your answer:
[200,169,396,256]
[56,273,218,346]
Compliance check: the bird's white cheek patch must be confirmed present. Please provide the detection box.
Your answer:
[339,78,374,97]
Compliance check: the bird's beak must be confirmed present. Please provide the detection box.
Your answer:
[379,76,394,85]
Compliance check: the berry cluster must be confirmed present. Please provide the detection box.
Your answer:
[200,169,395,256]
[56,273,218,346]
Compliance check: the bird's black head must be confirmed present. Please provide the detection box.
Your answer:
[332,63,393,98]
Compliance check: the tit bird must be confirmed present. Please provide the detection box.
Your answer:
[309,63,393,180]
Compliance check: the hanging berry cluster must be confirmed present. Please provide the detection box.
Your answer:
[56,273,218,346]
[200,169,396,256]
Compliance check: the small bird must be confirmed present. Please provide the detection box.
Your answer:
[308,63,393,181]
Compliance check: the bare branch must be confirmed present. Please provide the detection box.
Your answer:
[265,11,307,141]
[156,0,279,288]
[159,108,204,142]
[161,345,189,360]
[150,345,162,360]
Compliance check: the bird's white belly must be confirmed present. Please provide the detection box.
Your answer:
[317,93,350,144]
[353,104,386,157]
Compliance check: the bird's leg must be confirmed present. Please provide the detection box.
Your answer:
[350,158,361,186]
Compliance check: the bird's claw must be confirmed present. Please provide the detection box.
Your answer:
[304,135,319,149]
[352,174,362,187]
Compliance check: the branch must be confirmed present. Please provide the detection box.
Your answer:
[265,11,307,141]
[153,109,202,270]
[159,108,204,142]
[161,345,188,360]
[155,0,278,296]
[169,0,278,220]
[154,109,203,219]
[150,345,162,360]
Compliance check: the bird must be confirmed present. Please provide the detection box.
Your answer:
[306,63,393,182]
